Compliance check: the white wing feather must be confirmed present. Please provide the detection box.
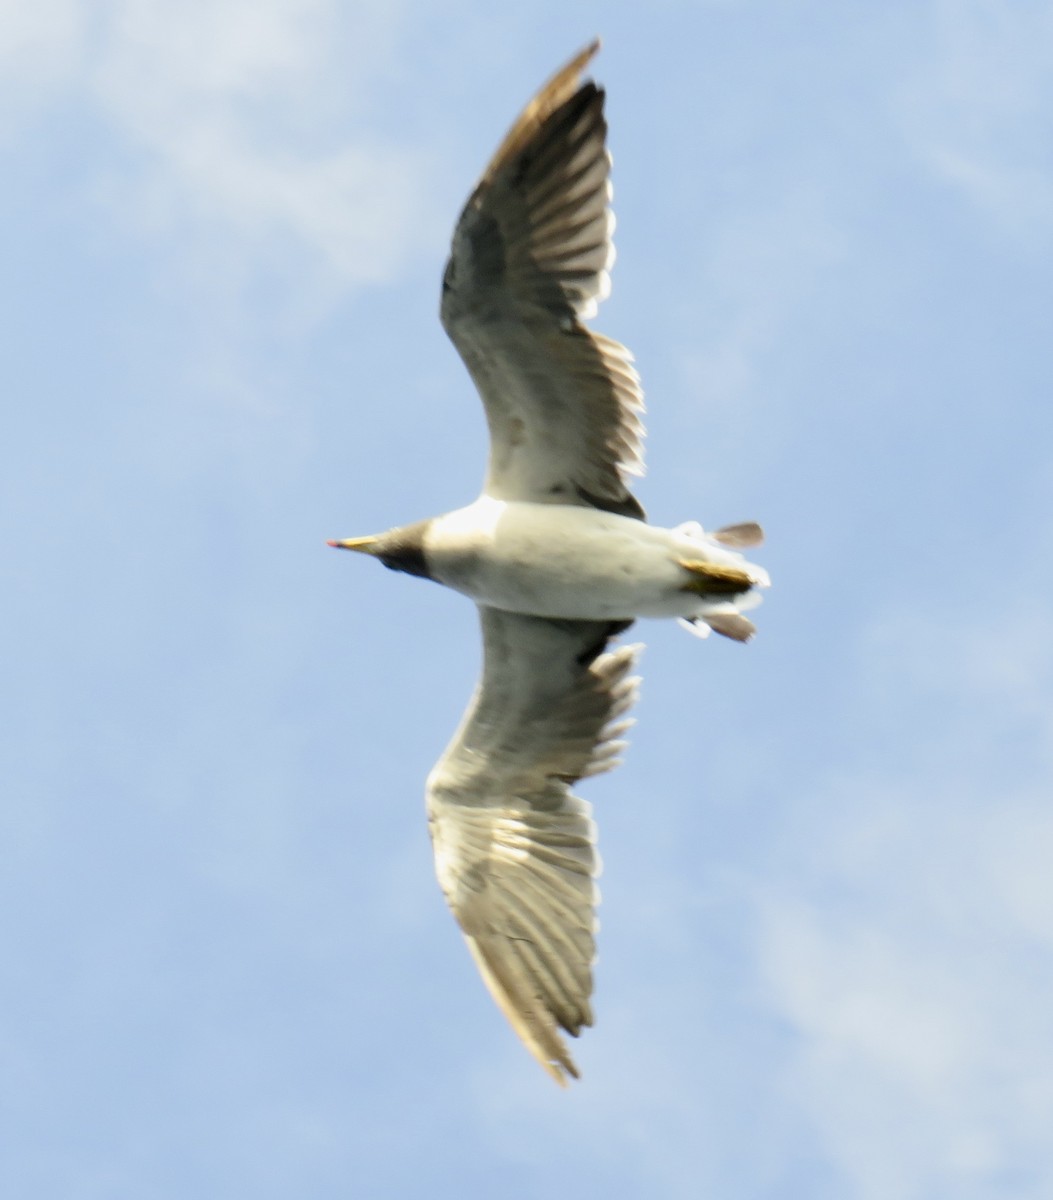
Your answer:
[426,607,640,1083]
[440,41,646,521]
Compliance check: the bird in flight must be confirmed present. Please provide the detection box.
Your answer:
[329,40,768,1084]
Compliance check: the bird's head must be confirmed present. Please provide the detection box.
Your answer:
[327,519,434,580]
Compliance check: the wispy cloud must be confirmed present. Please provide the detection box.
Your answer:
[755,600,1053,1197]
[0,0,83,76]
[0,0,85,133]
[680,183,848,410]
[5,0,439,294]
[667,182,848,494]
[897,0,1053,242]
[94,0,432,282]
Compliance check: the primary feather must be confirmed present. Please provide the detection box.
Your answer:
[440,39,646,520]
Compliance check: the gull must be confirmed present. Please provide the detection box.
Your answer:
[329,40,769,1085]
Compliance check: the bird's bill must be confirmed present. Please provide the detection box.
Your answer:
[326,536,380,553]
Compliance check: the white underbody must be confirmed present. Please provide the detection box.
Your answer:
[424,496,769,623]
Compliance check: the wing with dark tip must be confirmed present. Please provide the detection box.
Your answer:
[426,606,641,1084]
[440,41,646,521]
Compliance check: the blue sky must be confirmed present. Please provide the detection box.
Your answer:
[4,1,1053,1196]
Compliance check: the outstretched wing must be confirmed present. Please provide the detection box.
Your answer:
[440,41,646,521]
[426,606,641,1084]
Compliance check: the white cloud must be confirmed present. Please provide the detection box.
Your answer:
[95,0,331,108]
[754,601,1053,1197]
[673,184,848,474]
[92,116,430,288]
[0,0,85,136]
[760,888,1053,1197]
[929,148,1053,238]
[0,0,82,74]
[3,0,438,295]
[857,600,1053,775]
[86,0,436,290]
[897,0,1053,241]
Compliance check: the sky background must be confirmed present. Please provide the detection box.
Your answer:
[4,1,1053,1196]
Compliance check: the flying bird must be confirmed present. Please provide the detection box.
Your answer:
[329,40,769,1084]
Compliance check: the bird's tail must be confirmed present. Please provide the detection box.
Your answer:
[672,521,769,642]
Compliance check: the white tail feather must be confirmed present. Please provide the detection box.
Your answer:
[677,617,711,639]
[704,612,756,641]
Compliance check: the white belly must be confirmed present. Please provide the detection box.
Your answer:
[424,498,748,620]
